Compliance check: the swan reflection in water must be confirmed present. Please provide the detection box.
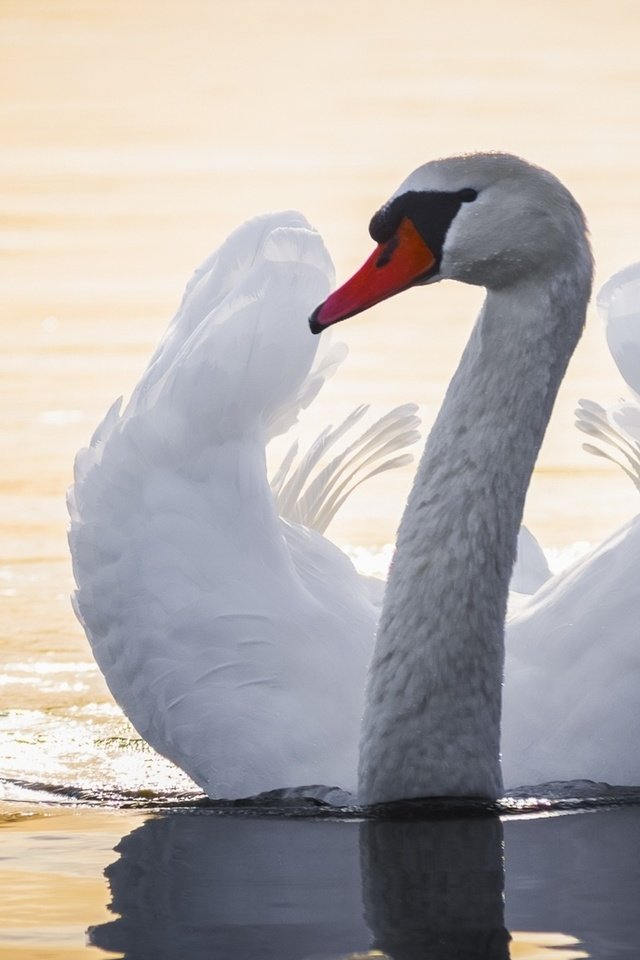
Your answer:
[89,812,508,958]
[87,806,640,959]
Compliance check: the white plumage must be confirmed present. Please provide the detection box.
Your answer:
[68,212,418,798]
[503,262,640,789]
[70,159,640,802]
[576,262,640,489]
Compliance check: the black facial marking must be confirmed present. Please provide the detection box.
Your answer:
[369,187,477,275]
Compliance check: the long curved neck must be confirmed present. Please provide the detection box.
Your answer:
[359,265,590,804]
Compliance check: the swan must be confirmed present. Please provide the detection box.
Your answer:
[310,152,593,802]
[70,155,638,804]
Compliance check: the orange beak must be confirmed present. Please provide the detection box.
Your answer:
[309,218,436,334]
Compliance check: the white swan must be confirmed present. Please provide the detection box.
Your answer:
[70,155,639,803]
[312,154,640,803]
[310,152,593,802]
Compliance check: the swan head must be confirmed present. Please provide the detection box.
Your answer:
[309,152,590,332]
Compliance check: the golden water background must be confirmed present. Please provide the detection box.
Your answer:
[4,0,640,561]
[2,0,640,955]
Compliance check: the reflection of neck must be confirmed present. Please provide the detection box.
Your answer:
[360,815,509,960]
[359,269,589,803]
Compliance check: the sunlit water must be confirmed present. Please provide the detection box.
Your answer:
[3,0,640,956]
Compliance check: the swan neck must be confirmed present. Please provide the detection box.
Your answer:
[359,266,590,804]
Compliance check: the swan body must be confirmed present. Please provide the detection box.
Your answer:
[69,212,419,798]
[71,157,639,803]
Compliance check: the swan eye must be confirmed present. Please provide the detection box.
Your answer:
[458,188,478,203]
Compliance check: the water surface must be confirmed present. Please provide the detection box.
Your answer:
[3,802,640,959]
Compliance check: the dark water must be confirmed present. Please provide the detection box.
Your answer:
[81,802,640,960]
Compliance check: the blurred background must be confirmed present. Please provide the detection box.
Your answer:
[2,0,640,642]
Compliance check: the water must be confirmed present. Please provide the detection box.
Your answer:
[3,802,640,959]
[3,0,640,956]
[86,809,631,959]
